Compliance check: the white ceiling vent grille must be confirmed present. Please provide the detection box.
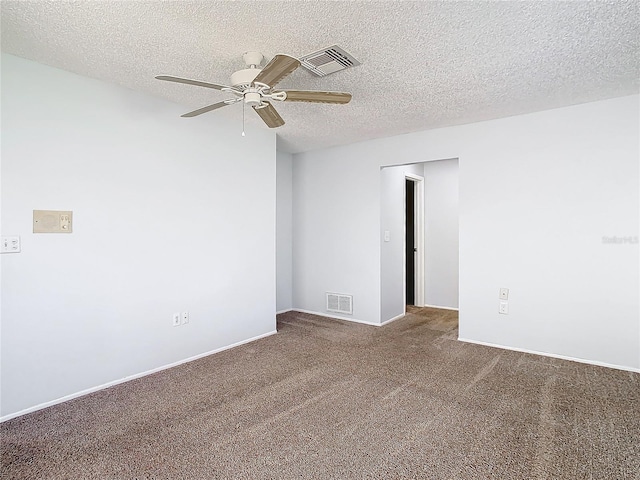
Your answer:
[300,46,361,77]
[326,293,353,315]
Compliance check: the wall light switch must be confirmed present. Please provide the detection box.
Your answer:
[384,230,390,242]
[33,210,73,233]
[1,236,21,253]
[499,288,509,300]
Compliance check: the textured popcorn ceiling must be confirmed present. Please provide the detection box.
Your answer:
[2,1,639,153]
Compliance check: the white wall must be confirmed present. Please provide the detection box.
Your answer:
[292,148,380,324]
[380,163,424,323]
[293,95,639,371]
[380,160,459,321]
[423,159,459,309]
[276,151,293,312]
[0,54,277,418]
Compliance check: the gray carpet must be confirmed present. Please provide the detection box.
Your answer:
[1,308,639,479]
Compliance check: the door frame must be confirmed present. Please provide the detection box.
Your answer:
[405,173,425,307]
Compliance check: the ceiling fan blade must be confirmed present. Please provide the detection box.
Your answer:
[281,90,352,104]
[253,55,300,88]
[156,75,231,91]
[181,101,232,118]
[253,102,285,128]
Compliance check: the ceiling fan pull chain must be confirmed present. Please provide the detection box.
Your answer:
[242,101,246,137]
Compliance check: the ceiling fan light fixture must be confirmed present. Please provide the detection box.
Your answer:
[244,92,261,106]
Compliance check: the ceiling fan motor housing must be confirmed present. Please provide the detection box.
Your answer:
[230,68,262,88]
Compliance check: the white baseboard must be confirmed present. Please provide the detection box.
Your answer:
[458,337,640,374]
[1,330,278,423]
[421,304,459,311]
[379,304,458,325]
[276,308,293,315]
[291,308,381,326]
[381,312,406,326]
[294,309,408,327]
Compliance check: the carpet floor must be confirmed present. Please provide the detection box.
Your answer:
[1,308,639,479]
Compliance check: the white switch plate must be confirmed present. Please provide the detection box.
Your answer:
[499,288,509,300]
[172,313,181,327]
[384,230,390,242]
[181,311,189,325]
[1,236,21,253]
[499,301,509,314]
[33,210,73,233]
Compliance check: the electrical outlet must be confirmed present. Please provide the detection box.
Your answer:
[172,313,181,327]
[1,236,21,253]
[499,288,509,300]
[181,311,189,325]
[499,301,509,315]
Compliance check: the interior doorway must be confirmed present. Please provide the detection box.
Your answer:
[380,160,459,324]
[405,173,424,307]
[405,179,415,305]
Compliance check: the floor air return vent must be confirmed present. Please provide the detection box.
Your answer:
[326,293,353,315]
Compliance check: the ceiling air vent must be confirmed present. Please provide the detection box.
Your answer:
[300,45,361,77]
[326,293,353,315]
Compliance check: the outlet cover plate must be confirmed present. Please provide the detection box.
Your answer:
[499,301,509,314]
[1,236,21,253]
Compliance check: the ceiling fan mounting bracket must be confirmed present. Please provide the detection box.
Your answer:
[268,91,287,102]
[242,51,264,68]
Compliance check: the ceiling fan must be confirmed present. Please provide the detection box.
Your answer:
[155,51,352,128]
